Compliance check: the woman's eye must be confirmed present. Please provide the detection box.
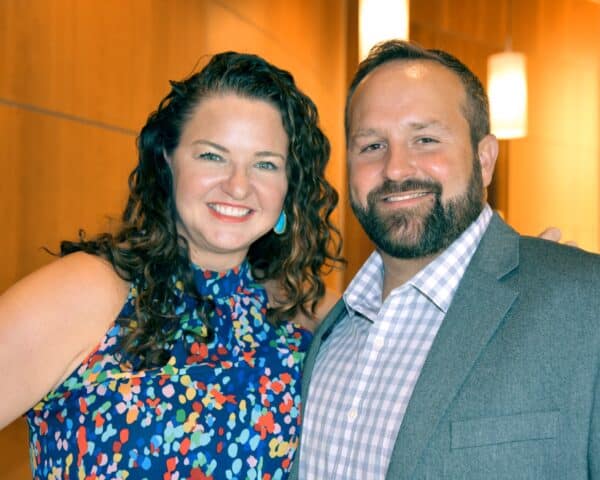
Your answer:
[197,152,223,162]
[255,160,278,170]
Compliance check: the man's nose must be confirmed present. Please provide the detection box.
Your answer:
[384,145,417,181]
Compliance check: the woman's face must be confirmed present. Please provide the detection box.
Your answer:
[167,93,289,271]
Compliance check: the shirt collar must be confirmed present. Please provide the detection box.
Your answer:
[343,250,385,321]
[409,205,492,312]
[344,205,493,319]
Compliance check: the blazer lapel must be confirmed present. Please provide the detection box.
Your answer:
[289,299,346,480]
[387,215,521,479]
[301,299,347,400]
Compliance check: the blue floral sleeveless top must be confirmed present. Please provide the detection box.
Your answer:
[26,261,312,479]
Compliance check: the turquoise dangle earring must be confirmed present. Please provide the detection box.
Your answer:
[273,210,287,235]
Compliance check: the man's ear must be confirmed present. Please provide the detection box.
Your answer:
[477,134,498,188]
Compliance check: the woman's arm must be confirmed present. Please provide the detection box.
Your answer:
[0,252,129,429]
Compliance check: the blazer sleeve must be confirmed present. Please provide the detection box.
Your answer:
[590,354,600,477]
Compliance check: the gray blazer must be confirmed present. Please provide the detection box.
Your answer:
[292,214,600,479]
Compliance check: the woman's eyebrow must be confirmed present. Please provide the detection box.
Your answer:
[190,139,229,152]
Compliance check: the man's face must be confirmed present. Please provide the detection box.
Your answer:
[346,60,496,258]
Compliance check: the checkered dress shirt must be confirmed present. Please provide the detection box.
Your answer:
[299,206,493,479]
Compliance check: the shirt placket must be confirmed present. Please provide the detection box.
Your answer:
[332,301,394,479]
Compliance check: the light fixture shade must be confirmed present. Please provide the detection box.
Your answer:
[487,51,528,139]
[359,0,409,60]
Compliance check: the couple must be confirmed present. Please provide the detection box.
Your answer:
[1,40,598,479]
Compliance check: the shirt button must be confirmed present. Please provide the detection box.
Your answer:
[347,408,358,422]
[373,337,385,350]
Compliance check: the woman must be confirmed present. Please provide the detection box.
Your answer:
[0,51,341,479]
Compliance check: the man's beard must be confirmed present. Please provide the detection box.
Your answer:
[350,159,485,259]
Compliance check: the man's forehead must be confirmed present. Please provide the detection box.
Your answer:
[360,59,461,91]
[349,59,467,117]
[394,60,433,79]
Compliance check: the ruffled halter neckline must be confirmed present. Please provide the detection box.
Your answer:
[191,260,255,299]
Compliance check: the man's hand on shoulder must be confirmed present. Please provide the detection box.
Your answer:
[538,227,578,247]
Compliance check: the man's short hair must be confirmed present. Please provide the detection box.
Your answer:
[345,40,490,152]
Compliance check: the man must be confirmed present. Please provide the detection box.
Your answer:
[294,40,600,479]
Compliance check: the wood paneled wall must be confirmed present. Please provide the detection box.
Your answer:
[508,0,600,250]
[411,0,600,251]
[0,1,349,476]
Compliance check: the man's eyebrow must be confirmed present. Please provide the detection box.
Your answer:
[409,120,451,132]
[349,128,380,142]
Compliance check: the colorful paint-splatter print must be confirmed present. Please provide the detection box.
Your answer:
[26,260,311,479]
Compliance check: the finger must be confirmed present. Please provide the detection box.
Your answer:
[538,227,562,242]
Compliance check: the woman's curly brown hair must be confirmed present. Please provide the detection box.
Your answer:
[61,51,343,368]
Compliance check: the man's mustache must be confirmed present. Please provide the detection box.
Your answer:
[367,179,443,202]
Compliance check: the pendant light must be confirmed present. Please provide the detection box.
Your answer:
[487,1,528,139]
[359,0,409,60]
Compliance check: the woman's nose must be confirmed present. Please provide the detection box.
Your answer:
[221,165,250,199]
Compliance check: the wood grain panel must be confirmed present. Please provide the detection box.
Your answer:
[0,419,30,479]
[0,0,220,131]
[0,105,21,293]
[507,0,600,249]
[440,0,507,46]
[15,111,136,276]
[508,138,599,250]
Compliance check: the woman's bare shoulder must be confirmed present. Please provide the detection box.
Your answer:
[5,250,125,291]
[0,252,129,428]
[2,251,129,325]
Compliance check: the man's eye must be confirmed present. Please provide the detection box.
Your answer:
[416,137,438,144]
[360,143,385,153]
